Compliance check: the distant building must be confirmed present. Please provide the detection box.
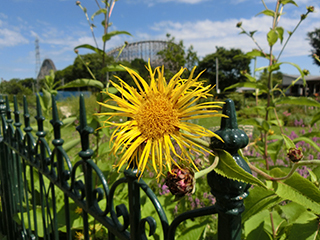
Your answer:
[282,74,320,96]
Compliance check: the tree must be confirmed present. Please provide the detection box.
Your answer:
[157,34,199,77]
[307,28,320,67]
[197,47,251,92]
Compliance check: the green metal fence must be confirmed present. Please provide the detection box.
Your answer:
[0,94,251,240]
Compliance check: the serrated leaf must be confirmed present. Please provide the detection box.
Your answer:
[270,168,320,214]
[242,187,283,222]
[214,150,266,188]
[267,29,279,47]
[56,79,104,90]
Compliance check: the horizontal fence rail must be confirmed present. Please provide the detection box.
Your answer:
[0,95,251,240]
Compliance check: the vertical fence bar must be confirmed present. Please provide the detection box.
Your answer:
[13,96,29,239]
[35,95,51,240]
[208,99,251,240]
[0,96,16,240]
[23,96,38,240]
[76,94,94,240]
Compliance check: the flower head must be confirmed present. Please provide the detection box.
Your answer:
[165,165,195,197]
[287,147,303,163]
[96,63,224,178]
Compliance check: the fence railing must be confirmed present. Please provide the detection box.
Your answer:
[0,94,251,240]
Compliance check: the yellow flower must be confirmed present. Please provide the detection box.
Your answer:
[96,63,224,178]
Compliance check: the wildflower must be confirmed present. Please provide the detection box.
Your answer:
[165,165,195,197]
[287,147,303,163]
[76,1,81,5]
[96,63,224,178]
[75,207,83,215]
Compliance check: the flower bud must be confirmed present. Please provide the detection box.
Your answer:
[287,147,303,163]
[307,6,314,13]
[236,22,242,28]
[165,165,195,197]
[303,69,310,76]
[74,49,79,54]
[76,1,81,5]
[301,14,307,20]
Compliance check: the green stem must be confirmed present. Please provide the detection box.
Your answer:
[76,53,96,80]
[277,12,309,61]
[195,156,219,179]
[248,160,320,181]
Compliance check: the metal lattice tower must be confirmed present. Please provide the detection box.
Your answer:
[35,37,41,79]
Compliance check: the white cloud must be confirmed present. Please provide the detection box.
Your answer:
[147,10,319,60]
[0,28,29,47]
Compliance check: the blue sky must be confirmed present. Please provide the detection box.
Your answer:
[0,0,319,81]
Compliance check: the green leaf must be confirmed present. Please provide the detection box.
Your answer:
[224,82,259,91]
[61,117,77,126]
[293,137,320,152]
[242,187,283,222]
[102,30,132,43]
[311,112,320,126]
[176,220,209,240]
[101,87,118,94]
[268,139,283,163]
[246,222,273,240]
[56,79,104,90]
[267,29,279,47]
[276,26,284,44]
[282,134,295,150]
[74,44,105,55]
[280,0,298,7]
[214,150,267,188]
[274,97,320,108]
[270,168,320,214]
[288,219,320,240]
[249,30,257,37]
[91,8,107,20]
[281,62,306,84]
[246,49,266,58]
[63,138,81,153]
[242,72,257,82]
[101,64,126,73]
[256,9,276,17]
[262,120,271,132]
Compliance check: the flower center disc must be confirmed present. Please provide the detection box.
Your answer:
[135,93,179,140]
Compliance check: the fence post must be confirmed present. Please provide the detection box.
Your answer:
[208,99,251,240]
